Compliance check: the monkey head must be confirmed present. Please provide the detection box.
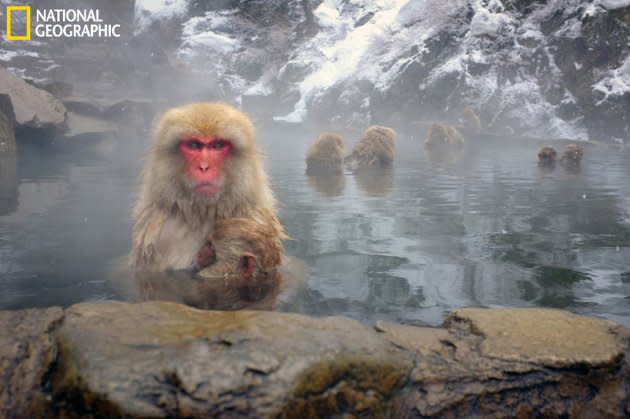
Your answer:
[194,218,283,301]
[537,145,557,165]
[425,123,448,148]
[562,144,583,162]
[147,102,264,205]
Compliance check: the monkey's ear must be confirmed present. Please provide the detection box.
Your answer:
[238,253,256,280]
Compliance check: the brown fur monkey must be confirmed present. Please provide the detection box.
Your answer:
[345,125,396,171]
[130,102,285,272]
[125,218,286,310]
[461,107,481,136]
[559,143,583,170]
[537,145,557,167]
[305,132,346,174]
[191,217,283,309]
[424,123,464,150]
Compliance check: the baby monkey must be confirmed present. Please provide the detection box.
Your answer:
[191,217,283,308]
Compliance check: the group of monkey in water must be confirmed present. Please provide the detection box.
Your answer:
[125,102,584,310]
[306,107,584,175]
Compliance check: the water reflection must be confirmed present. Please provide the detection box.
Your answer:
[110,256,307,312]
[354,167,395,197]
[306,173,345,197]
[1,135,630,328]
[274,139,630,326]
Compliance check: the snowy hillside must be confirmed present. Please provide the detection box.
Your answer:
[1,0,628,141]
[133,0,629,141]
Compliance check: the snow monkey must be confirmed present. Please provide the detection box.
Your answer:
[537,145,557,167]
[305,131,346,175]
[191,217,284,309]
[424,123,465,150]
[130,102,286,273]
[129,217,292,310]
[559,143,584,171]
[461,107,481,136]
[345,125,397,171]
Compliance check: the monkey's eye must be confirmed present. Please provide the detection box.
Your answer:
[211,140,227,149]
[184,140,203,150]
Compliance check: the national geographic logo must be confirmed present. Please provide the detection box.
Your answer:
[5,6,30,40]
[5,6,122,41]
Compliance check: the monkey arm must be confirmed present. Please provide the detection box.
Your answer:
[130,206,170,268]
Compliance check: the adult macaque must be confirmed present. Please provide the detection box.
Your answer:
[305,132,346,175]
[345,125,396,171]
[424,123,464,150]
[559,143,583,171]
[130,102,285,272]
[424,123,465,166]
[460,107,481,136]
[537,145,557,167]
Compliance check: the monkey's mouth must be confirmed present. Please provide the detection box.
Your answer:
[192,182,221,195]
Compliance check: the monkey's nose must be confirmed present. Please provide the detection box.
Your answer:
[199,161,209,171]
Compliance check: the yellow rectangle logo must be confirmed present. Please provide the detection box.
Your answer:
[6,6,31,41]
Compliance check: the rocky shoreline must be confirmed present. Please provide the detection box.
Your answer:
[1,301,629,418]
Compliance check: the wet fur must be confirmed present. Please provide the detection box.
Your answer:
[559,143,583,170]
[424,123,465,150]
[305,132,346,174]
[131,102,285,271]
[537,145,557,167]
[345,125,396,170]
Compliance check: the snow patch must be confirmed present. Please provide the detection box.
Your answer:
[469,0,512,37]
[0,49,38,62]
[593,55,630,105]
[134,0,190,33]
[276,0,461,122]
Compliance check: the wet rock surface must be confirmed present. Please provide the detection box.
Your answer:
[0,307,64,419]
[444,307,627,367]
[0,68,67,132]
[52,301,413,418]
[388,308,630,418]
[0,94,16,153]
[0,302,629,418]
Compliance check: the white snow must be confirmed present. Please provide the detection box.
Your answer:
[180,11,240,55]
[275,0,463,122]
[0,49,38,62]
[133,0,628,138]
[593,55,630,105]
[469,0,512,37]
[134,0,190,33]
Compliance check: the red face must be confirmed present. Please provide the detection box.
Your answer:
[179,137,232,196]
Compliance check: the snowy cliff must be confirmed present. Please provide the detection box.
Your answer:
[1,0,629,142]
[135,0,630,141]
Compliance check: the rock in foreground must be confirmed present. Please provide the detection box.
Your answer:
[1,302,629,418]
